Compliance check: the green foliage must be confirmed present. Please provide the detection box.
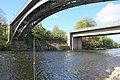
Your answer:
[82,36,114,50]
[52,25,67,42]
[82,37,98,49]
[26,23,67,46]
[32,23,46,39]
[74,18,96,30]
[0,9,10,50]
[102,36,113,49]
[0,24,9,50]
[75,18,117,49]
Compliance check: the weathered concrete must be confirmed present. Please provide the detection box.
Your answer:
[72,37,82,50]
[67,32,72,49]
[67,24,120,51]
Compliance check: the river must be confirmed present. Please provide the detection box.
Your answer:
[0,48,120,80]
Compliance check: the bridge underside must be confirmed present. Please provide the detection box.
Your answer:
[67,24,120,51]
[10,0,115,41]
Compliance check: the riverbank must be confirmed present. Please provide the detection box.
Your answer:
[9,39,70,51]
[35,40,70,51]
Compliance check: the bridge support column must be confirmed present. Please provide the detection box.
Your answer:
[67,33,82,51]
[72,37,82,51]
[67,33,72,49]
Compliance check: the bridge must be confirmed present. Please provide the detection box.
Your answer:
[67,24,120,50]
[10,0,115,41]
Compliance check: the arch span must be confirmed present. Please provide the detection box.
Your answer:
[10,0,115,40]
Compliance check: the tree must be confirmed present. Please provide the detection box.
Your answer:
[0,24,8,49]
[74,18,96,30]
[0,8,6,24]
[32,23,46,39]
[0,9,9,50]
[74,18,98,49]
[52,25,60,37]
[25,23,47,46]
[82,37,98,49]
[102,37,113,49]
[45,30,52,40]
[52,25,67,42]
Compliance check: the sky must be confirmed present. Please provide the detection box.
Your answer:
[0,0,120,42]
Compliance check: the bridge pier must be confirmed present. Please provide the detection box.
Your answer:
[72,37,82,51]
[67,33,82,51]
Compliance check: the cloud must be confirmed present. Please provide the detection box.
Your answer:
[94,3,120,24]
[53,14,58,19]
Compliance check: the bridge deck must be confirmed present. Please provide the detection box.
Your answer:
[69,24,120,37]
[70,24,120,33]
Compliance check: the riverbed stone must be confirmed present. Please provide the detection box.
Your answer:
[105,67,120,80]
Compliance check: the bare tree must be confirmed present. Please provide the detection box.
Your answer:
[0,8,6,24]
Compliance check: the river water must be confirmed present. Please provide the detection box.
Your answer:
[0,49,120,80]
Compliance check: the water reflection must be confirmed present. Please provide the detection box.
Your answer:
[0,49,120,80]
[0,51,33,80]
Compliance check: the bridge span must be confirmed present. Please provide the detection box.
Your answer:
[10,0,115,41]
[67,24,120,51]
